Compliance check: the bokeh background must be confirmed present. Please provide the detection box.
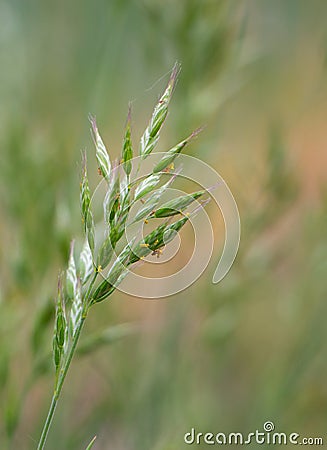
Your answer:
[1,0,327,449]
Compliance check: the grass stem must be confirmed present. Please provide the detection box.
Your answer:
[36,272,98,449]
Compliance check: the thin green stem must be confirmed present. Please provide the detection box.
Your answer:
[36,272,98,450]
[36,387,56,449]
[37,317,86,450]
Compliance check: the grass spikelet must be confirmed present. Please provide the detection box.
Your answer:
[122,105,133,176]
[89,114,111,182]
[53,275,67,374]
[97,233,114,270]
[103,168,120,225]
[69,278,82,338]
[153,127,204,173]
[66,241,83,337]
[151,190,205,218]
[134,174,161,201]
[139,63,180,159]
[80,152,95,253]
[66,240,78,301]
[79,239,94,285]
[93,238,136,304]
[132,174,177,223]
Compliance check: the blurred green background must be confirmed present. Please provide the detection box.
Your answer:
[1,0,327,449]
